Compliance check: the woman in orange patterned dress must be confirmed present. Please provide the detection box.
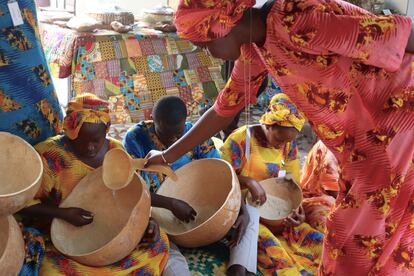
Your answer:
[301,140,340,233]
[145,0,414,274]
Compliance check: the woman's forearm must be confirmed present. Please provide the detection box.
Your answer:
[164,107,236,162]
[20,204,65,220]
[238,175,254,190]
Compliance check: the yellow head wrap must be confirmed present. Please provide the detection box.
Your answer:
[63,93,111,140]
[259,94,305,131]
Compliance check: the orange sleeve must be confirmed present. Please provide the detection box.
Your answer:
[288,9,412,71]
[213,44,268,117]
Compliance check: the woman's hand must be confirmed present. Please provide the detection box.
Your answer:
[241,176,267,206]
[144,150,169,167]
[228,206,250,248]
[59,207,94,227]
[284,205,305,228]
[138,218,160,248]
[170,199,197,223]
[144,108,235,168]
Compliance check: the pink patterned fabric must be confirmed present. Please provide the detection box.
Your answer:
[94,61,108,79]
[139,40,155,56]
[186,52,202,69]
[208,0,414,275]
[106,60,121,77]
[175,0,255,42]
[197,66,211,82]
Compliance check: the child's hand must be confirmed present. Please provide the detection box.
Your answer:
[60,207,94,227]
[245,178,267,206]
[228,208,250,248]
[284,205,305,228]
[138,218,160,248]
[170,199,197,223]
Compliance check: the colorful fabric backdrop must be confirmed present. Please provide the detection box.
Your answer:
[40,24,226,124]
[0,0,63,145]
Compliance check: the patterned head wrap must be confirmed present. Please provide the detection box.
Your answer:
[260,94,305,131]
[63,93,111,140]
[175,0,255,42]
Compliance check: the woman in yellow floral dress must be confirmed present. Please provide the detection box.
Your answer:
[18,93,169,276]
[220,94,324,275]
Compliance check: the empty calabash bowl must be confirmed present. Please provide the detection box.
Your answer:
[0,216,25,275]
[102,148,134,190]
[151,158,241,248]
[51,167,151,266]
[249,177,303,229]
[0,132,43,216]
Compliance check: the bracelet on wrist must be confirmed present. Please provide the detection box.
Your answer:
[161,151,171,165]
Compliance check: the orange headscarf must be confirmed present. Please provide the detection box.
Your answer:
[63,93,111,140]
[175,0,255,42]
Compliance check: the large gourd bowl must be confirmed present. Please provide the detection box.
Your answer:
[152,158,241,248]
[0,132,43,216]
[51,167,151,266]
[0,215,25,275]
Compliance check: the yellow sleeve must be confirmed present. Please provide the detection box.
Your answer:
[219,128,246,174]
[26,142,58,207]
[285,159,301,185]
[284,141,301,184]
